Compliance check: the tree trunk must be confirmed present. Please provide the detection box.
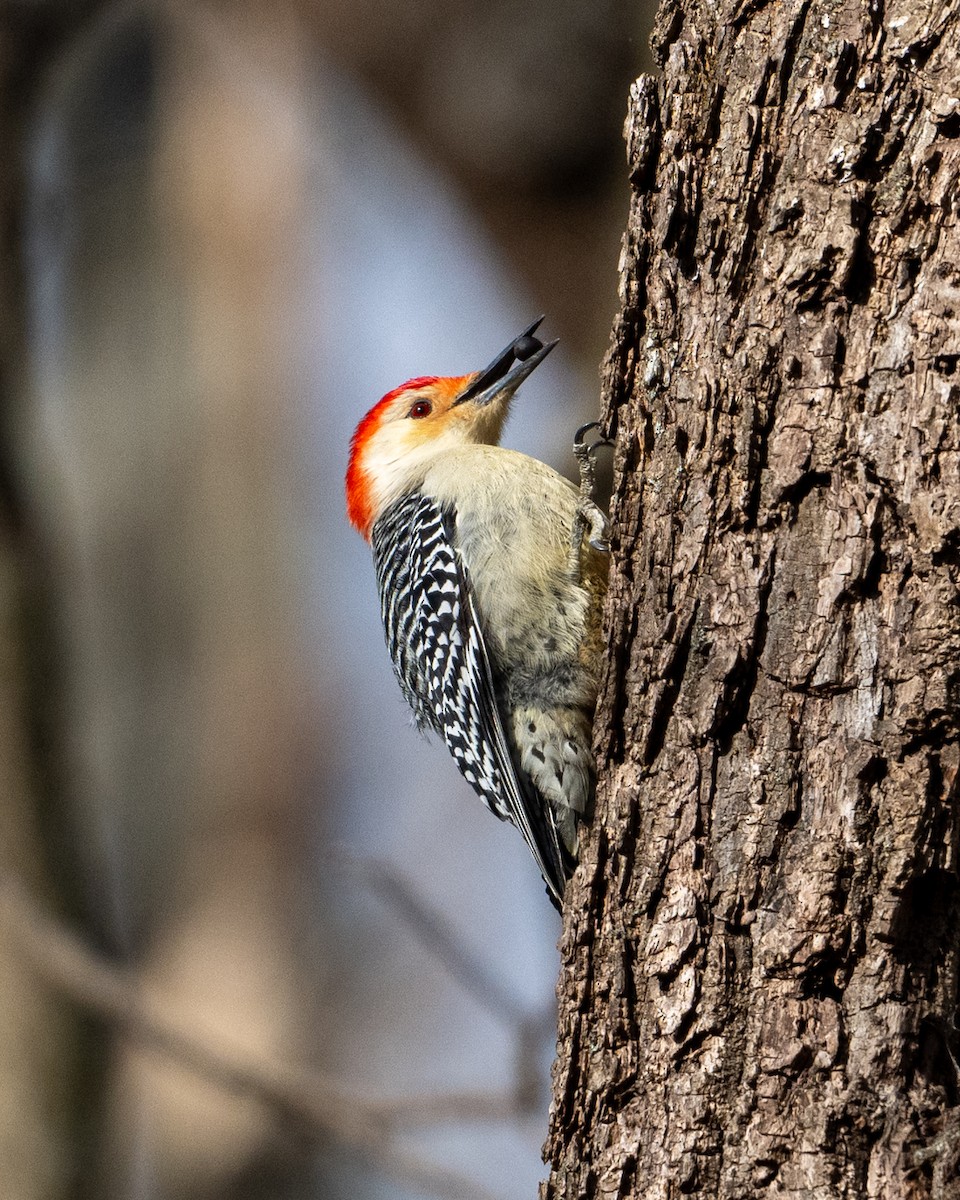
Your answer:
[0,8,110,1199]
[547,1,960,1197]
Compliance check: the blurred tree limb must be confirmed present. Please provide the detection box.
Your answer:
[0,873,510,1200]
[0,4,116,1199]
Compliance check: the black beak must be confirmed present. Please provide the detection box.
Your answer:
[454,317,558,408]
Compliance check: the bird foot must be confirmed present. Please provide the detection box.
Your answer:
[569,422,612,575]
[575,499,610,553]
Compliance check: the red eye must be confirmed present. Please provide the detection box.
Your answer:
[408,399,432,419]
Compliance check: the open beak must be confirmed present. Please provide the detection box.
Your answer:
[454,316,558,408]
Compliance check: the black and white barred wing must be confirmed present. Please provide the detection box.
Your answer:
[371,492,565,899]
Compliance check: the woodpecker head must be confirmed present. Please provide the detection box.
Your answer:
[346,318,557,539]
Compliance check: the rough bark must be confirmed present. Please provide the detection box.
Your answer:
[548,1,960,1197]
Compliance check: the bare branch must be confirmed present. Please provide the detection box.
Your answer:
[0,876,505,1200]
[329,848,556,1116]
[330,846,546,1027]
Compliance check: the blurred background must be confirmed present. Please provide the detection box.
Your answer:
[0,2,651,1197]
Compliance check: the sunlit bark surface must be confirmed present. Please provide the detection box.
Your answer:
[548,2,960,1196]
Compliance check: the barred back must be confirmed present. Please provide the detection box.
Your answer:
[371,492,566,899]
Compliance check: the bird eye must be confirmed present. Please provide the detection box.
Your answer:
[408,399,432,419]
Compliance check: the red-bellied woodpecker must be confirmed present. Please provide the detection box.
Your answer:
[345,319,608,908]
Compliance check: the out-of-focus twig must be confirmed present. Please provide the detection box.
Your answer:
[0,876,506,1200]
[330,846,555,1114]
[331,846,545,1026]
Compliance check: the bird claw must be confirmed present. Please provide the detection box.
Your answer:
[570,423,613,576]
[573,421,612,451]
[579,499,610,552]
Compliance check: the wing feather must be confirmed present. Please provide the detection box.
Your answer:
[372,493,566,903]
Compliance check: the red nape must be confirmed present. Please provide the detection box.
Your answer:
[345,376,440,537]
[345,373,475,536]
